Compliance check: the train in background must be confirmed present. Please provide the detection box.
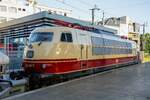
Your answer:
[22,26,141,87]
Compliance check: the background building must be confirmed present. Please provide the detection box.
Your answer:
[26,0,72,16]
[0,0,72,23]
[0,0,29,23]
[33,4,71,16]
[102,16,141,50]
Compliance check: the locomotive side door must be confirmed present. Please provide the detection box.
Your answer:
[77,32,89,69]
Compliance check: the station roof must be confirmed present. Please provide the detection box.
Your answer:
[0,11,117,34]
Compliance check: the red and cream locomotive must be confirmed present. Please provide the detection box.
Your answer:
[23,26,140,82]
[23,27,139,75]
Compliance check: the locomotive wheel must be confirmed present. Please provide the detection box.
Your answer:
[29,73,41,90]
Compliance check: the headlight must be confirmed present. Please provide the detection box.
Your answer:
[42,64,47,69]
[42,64,52,69]
[26,50,34,58]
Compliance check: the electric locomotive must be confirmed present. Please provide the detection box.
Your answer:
[23,26,139,83]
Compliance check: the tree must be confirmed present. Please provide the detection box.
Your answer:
[141,33,150,54]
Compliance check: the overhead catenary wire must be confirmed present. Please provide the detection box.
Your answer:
[55,0,89,14]
[77,0,93,7]
[53,0,115,23]
[53,0,148,27]
[76,0,116,24]
[76,0,117,21]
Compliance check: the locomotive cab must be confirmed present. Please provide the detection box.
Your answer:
[23,27,79,75]
[25,27,59,59]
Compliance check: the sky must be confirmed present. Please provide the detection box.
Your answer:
[37,0,150,32]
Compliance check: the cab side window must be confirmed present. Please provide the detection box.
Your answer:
[61,33,66,42]
[61,33,73,42]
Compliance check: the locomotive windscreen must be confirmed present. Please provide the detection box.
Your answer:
[29,32,54,43]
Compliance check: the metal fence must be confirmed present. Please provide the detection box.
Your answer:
[7,50,24,70]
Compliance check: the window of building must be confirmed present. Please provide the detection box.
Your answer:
[0,17,6,23]
[133,34,137,38]
[54,11,57,14]
[60,33,72,42]
[64,13,67,16]
[18,8,21,11]
[22,9,26,11]
[0,5,7,12]
[8,7,17,13]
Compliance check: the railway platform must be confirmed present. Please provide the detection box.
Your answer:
[4,62,150,100]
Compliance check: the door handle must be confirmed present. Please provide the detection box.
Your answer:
[81,44,84,49]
